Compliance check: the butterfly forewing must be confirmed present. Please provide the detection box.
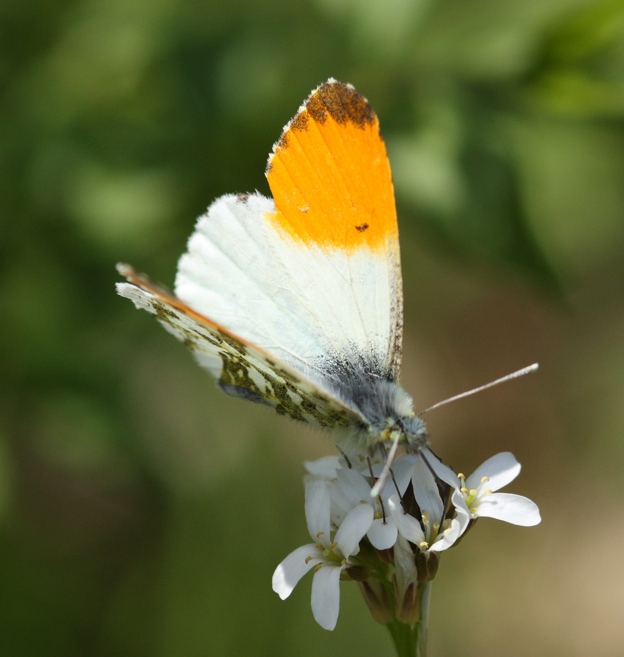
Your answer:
[175,81,403,398]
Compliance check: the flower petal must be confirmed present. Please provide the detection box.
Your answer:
[304,456,341,478]
[410,457,444,523]
[272,544,322,599]
[466,452,520,491]
[334,503,374,557]
[474,492,541,526]
[367,517,398,550]
[336,467,373,505]
[429,490,470,551]
[386,455,416,496]
[311,564,342,630]
[428,520,462,552]
[422,448,460,488]
[369,456,414,499]
[305,478,332,543]
[329,469,366,524]
[388,495,425,544]
[393,535,417,597]
[331,480,375,531]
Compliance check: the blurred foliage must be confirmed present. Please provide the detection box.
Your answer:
[2,0,624,656]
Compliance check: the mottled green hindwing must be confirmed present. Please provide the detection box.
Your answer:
[116,268,363,430]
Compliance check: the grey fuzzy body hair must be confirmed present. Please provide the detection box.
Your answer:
[316,355,428,453]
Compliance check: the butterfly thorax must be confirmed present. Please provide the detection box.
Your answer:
[332,374,428,453]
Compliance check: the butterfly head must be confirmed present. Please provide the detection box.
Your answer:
[347,378,428,453]
[376,412,428,452]
[400,414,429,452]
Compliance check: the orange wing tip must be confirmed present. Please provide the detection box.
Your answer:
[264,79,397,252]
[266,78,377,173]
[305,79,375,128]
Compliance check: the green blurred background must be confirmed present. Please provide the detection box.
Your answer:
[2,0,624,655]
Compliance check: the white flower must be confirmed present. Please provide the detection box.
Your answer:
[308,454,414,551]
[455,452,541,526]
[274,450,540,630]
[385,451,469,552]
[272,477,374,630]
[331,466,403,550]
[303,455,342,479]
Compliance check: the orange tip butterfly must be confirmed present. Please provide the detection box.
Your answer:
[116,79,538,475]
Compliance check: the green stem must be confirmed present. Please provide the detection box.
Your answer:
[387,620,418,657]
[386,581,432,657]
[416,581,432,657]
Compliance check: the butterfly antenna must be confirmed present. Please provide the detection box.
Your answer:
[420,363,539,416]
[370,431,401,498]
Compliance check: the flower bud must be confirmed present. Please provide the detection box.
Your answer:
[358,580,393,625]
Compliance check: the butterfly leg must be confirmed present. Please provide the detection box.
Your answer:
[370,429,402,497]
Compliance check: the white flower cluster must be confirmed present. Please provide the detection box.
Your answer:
[272,450,540,630]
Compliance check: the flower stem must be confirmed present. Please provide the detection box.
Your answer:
[387,620,418,657]
[386,581,432,657]
[416,581,432,657]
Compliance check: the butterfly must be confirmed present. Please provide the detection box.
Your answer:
[118,79,428,465]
